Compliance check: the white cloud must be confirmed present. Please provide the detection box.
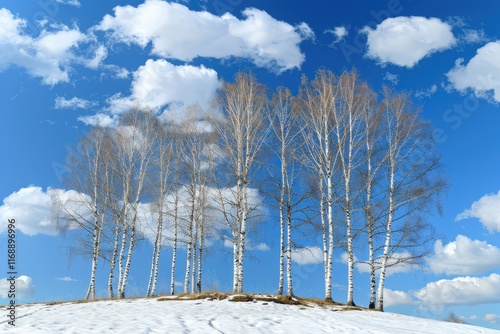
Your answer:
[0,8,99,85]
[447,42,500,103]
[384,288,415,307]
[55,0,81,7]
[326,26,348,45]
[415,84,437,99]
[110,59,220,114]
[55,276,78,282]
[98,0,310,72]
[78,113,118,127]
[85,45,108,69]
[55,97,98,110]
[413,273,500,309]
[485,314,500,323]
[0,9,109,82]
[427,235,500,275]
[461,29,488,44]
[383,72,399,85]
[81,59,221,127]
[249,242,270,251]
[363,16,456,68]
[456,190,500,232]
[0,275,35,299]
[291,246,323,265]
[0,186,82,236]
[222,239,269,252]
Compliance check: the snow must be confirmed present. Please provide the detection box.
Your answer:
[2,296,498,333]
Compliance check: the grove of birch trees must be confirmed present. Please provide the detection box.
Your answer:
[53,69,446,310]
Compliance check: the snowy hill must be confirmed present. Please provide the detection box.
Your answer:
[2,294,498,333]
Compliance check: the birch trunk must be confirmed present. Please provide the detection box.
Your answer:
[278,180,285,295]
[184,237,192,294]
[120,214,137,299]
[325,118,334,302]
[85,205,101,300]
[170,188,179,295]
[286,202,294,297]
[377,155,395,311]
[117,213,128,298]
[108,223,120,298]
[191,221,198,293]
[232,232,240,292]
[147,210,163,297]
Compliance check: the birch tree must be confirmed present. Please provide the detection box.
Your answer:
[146,124,175,297]
[169,165,181,295]
[333,71,371,306]
[111,109,158,299]
[298,70,339,302]
[268,87,310,297]
[359,90,384,309]
[376,87,446,311]
[215,72,268,293]
[56,127,113,300]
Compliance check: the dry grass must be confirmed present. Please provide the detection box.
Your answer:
[228,295,254,302]
[157,292,228,302]
[15,291,371,313]
[156,292,363,310]
[296,297,343,307]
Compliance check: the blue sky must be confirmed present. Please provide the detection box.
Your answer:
[1,0,500,330]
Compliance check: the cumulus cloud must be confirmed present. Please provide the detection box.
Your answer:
[55,97,98,110]
[81,59,220,127]
[427,235,500,275]
[363,16,456,68]
[447,42,500,103]
[326,26,348,45]
[414,273,500,309]
[291,246,323,265]
[0,186,83,236]
[0,275,35,299]
[384,288,415,307]
[0,8,101,85]
[110,59,220,114]
[456,190,500,232]
[98,0,310,72]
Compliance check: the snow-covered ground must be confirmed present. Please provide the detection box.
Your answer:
[1,295,498,333]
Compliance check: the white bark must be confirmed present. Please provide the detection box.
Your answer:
[170,186,180,295]
[377,157,395,311]
[108,223,120,298]
[215,72,268,294]
[298,70,338,301]
[147,210,163,297]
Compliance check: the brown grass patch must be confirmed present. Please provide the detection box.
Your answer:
[228,294,254,302]
[157,292,228,302]
[296,297,343,307]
